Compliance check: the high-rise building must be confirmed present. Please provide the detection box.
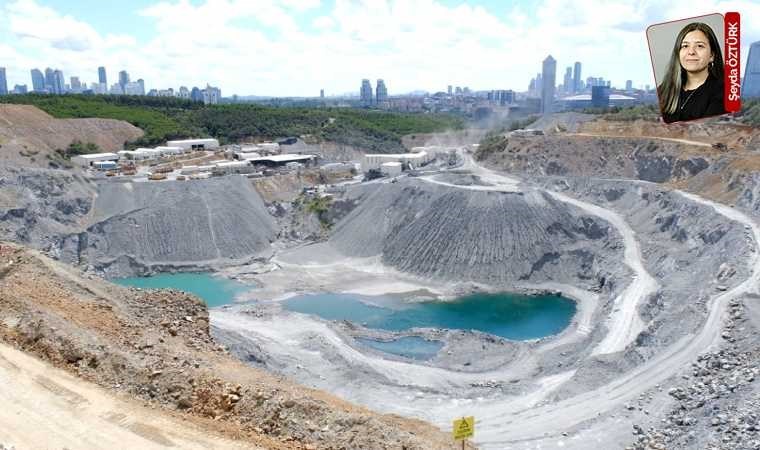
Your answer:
[447,85,452,95]
[53,70,65,94]
[190,86,203,102]
[360,79,373,105]
[118,70,130,91]
[0,67,7,96]
[90,82,107,94]
[70,77,82,92]
[13,84,28,94]
[573,62,581,93]
[743,40,760,98]
[98,66,107,86]
[376,79,388,104]
[591,85,610,108]
[178,86,190,99]
[109,83,124,95]
[541,55,556,115]
[625,80,633,92]
[320,89,324,98]
[124,82,144,95]
[29,69,43,92]
[44,68,55,92]
[137,79,145,95]
[563,67,572,95]
[202,84,221,104]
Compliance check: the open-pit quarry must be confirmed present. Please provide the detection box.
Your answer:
[1,105,760,450]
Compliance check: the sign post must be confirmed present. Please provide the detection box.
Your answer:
[452,416,474,449]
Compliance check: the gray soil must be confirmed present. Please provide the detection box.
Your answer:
[3,108,760,449]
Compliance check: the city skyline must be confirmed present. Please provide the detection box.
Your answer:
[1,0,759,97]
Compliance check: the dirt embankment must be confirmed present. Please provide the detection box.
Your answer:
[577,118,756,150]
[0,104,144,168]
[477,117,760,212]
[0,241,462,449]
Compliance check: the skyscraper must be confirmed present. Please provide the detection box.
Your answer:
[0,67,7,96]
[743,40,760,98]
[376,79,388,104]
[563,67,572,95]
[53,70,65,94]
[190,86,203,102]
[541,55,556,115]
[44,68,55,92]
[30,69,45,92]
[447,85,452,95]
[360,79,373,105]
[202,84,221,104]
[137,79,145,95]
[573,62,581,94]
[320,89,324,98]
[70,77,82,91]
[98,66,107,86]
[625,80,633,92]
[118,70,130,91]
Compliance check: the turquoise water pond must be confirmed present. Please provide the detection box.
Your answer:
[113,273,250,308]
[283,292,576,341]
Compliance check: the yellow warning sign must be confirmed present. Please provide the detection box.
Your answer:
[452,416,474,440]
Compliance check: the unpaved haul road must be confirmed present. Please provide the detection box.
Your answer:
[413,153,760,447]
[572,132,714,147]
[0,343,254,450]
[464,159,760,446]
[422,153,659,354]
[545,190,659,356]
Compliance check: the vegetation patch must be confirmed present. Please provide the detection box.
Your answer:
[1,94,463,152]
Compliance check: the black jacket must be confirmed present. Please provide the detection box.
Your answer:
[662,75,725,124]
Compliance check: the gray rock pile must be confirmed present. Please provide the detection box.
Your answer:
[329,178,625,288]
[59,176,277,276]
[628,299,760,450]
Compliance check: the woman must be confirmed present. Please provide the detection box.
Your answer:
[658,22,725,124]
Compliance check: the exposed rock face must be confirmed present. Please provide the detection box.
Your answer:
[329,179,624,288]
[65,176,277,274]
[0,167,96,250]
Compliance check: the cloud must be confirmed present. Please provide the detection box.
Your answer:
[2,0,758,96]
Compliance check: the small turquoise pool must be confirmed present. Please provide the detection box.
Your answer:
[356,336,444,360]
[113,272,249,307]
[283,292,576,340]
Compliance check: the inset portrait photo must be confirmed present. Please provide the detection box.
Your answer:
[647,14,726,124]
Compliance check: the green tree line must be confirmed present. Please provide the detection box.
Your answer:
[0,94,463,152]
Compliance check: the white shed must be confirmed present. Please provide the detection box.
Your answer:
[380,162,403,176]
[71,152,120,167]
[166,138,220,151]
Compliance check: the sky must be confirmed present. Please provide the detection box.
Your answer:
[1,0,758,97]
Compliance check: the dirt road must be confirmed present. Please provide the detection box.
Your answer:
[0,343,255,450]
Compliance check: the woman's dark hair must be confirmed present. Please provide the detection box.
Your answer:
[658,22,724,115]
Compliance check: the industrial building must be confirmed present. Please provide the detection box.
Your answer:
[93,161,117,171]
[362,151,432,172]
[213,161,254,175]
[380,162,402,176]
[232,151,262,161]
[71,153,120,167]
[166,138,220,151]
